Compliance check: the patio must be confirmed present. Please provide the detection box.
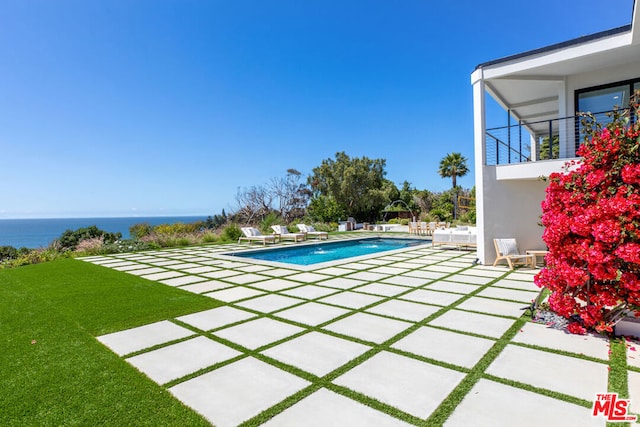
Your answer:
[83,234,639,426]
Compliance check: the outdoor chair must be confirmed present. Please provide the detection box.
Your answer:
[408,222,418,235]
[296,224,329,240]
[493,238,535,269]
[418,221,428,236]
[271,225,305,242]
[428,222,437,235]
[238,227,276,245]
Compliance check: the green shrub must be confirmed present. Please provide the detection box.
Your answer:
[129,222,153,239]
[58,226,122,251]
[153,222,202,236]
[101,239,160,253]
[75,236,105,255]
[3,248,68,268]
[259,212,283,234]
[221,224,242,242]
[176,237,192,247]
[429,208,453,222]
[201,232,219,243]
[387,218,409,225]
[0,246,18,261]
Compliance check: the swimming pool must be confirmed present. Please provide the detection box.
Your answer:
[230,238,429,265]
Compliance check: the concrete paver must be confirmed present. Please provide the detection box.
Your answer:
[444,273,495,285]
[204,286,265,302]
[429,309,516,338]
[445,379,604,427]
[250,278,301,292]
[393,326,495,368]
[628,370,640,417]
[159,275,208,287]
[261,388,412,426]
[274,302,350,326]
[399,288,464,306]
[366,299,440,322]
[354,282,410,297]
[344,271,391,282]
[427,281,480,294]
[214,317,304,350]
[280,284,339,299]
[334,351,465,418]
[456,296,528,318]
[169,357,309,427]
[177,306,256,331]
[97,320,193,356]
[318,291,383,309]
[512,322,610,360]
[323,312,411,344]
[486,344,609,401]
[262,331,370,377]
[127,336,240,384]
[286,272,331,283]
[316,277,365,290]
[236,294,303,313]
[477,286,540,303]
[382,275,430,287]
[179,280,233,294]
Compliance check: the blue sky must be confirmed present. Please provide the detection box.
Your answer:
[0,0,634,218]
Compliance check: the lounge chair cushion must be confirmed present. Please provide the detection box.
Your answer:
[496,238,519,256]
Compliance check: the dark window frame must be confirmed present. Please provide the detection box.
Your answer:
[573,77,640,150]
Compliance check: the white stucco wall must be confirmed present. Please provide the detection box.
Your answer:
[478,166,548,265]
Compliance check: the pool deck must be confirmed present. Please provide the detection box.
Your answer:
[83,233,640,426]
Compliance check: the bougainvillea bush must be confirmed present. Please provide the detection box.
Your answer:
[535,94,640,334]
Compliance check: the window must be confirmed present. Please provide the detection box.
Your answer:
[578,84,630,115]
[575,78,640,149]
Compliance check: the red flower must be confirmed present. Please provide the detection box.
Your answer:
[567,322,587,335]
[538,97,640,335]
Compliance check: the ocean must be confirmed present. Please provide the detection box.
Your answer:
[0,216,208,249]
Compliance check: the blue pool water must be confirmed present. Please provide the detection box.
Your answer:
[231,238,429,265]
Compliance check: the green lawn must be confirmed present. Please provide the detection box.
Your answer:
[0,259,221,426]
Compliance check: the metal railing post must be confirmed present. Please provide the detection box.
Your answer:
[548,120,553,159]
[519,120,522,162]
[507,110,511,163]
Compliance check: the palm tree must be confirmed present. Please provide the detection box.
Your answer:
[438,152,469,189]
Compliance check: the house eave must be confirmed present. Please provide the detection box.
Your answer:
[474,25,632,72]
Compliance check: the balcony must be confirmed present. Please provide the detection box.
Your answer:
[484,110,621,166]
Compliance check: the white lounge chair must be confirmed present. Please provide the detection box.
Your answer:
[297,224,328,240]
[271,225,305,242]
[239,227,276,245]
[493,238,535,269]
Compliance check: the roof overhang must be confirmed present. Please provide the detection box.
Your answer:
[473,3,639,131]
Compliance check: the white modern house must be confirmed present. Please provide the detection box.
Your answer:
[472,2,640,265]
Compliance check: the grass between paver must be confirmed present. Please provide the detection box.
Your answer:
[0,259,220,426]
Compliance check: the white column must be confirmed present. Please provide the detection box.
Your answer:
[471,69,487,264]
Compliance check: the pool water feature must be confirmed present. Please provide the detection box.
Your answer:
[230,238,428,265]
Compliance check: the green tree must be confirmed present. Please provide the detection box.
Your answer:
[308,152,388,221]
[307,195,345,223]
[538,135,559,160]
[429,189,456,222]
[438,152,469,189]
